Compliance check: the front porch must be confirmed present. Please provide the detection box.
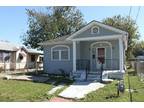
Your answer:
[71,36,125,80]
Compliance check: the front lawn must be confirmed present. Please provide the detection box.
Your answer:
[0,79,53,101]
[80,70,144,102]
[0,76,73,102]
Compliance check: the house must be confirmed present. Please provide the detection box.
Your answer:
[0,41,43,71]
[39,20,128,80]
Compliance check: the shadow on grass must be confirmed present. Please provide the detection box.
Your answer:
[5,72,74,87]
[105,94,119,99]
[127,70,137,76]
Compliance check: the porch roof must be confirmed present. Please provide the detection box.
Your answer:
[21,46,43,55]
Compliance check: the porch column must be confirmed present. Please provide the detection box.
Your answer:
[119,37,124,72]
[73,41,76,72]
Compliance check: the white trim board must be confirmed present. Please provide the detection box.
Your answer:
[39,41,72,46]
[72,35,123,41]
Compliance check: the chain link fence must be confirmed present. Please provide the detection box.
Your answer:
[129,58,144,81]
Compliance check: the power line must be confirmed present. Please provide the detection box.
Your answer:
[129,6,132,18]
[135,6,141,23]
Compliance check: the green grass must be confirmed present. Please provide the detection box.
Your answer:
[0,76,73,102]
[0,79,53,101]
[80,69,144,102]
[2,70,144,102]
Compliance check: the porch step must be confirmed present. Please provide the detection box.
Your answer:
[87,75,100,78]
[86,77,100,81]
[87,74,101,81]
[73,73,80,78]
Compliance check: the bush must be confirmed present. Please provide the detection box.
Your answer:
[58,69,66,77]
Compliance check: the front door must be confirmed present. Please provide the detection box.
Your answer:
[96,48,106,70]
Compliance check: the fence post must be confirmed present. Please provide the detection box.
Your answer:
[27,62,28,73]
[19,63,20,72]
[100,63,103,83]
[36,62,38,75]
[4,61,6,74]
[128,74,133,102]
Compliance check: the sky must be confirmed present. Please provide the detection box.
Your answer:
[0,6,144,45]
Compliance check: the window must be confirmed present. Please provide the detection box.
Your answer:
[91,26,99,34]
[39,57,43,62]
[0,52,11,62]
[4,52,10,62]
[31,55,36,62]
[61,50,68,60]
[51,45,70,61]
[52,51,59,60]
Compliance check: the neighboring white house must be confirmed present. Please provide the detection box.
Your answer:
[39,20,128,80]
[0,41,43,71]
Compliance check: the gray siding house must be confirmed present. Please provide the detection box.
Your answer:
[39,20,128,80]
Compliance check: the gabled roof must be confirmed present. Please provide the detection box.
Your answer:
[21,46,43,55]
[39,20,128,46]
[38,35,71,45]
[67,20,128,40]
[0,41,43,54]
[0,41,19,51]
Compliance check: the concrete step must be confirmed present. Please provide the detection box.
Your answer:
[87,74,100,77]
[73,74,80,78]
[89,72,101,74]
[86,77,100,81]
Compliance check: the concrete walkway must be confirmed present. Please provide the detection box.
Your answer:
[48,85,64,95]
[59,81,105,99]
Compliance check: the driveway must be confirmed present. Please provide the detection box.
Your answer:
[59,81,105,99]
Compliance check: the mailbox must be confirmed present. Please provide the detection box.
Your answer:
[117,81,125,93]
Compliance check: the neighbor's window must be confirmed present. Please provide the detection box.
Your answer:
[0,52,11,62]
[31,55,36,62]
[51,45,70,61]
[39,57,43,62]
[3,52,11,62]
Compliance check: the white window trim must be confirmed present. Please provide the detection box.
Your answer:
[91,26,99,34]
[51,45,70,61]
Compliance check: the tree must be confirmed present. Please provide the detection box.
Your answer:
[133,41,144,57]
[103,15,140,59]
[22,6,86,49]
